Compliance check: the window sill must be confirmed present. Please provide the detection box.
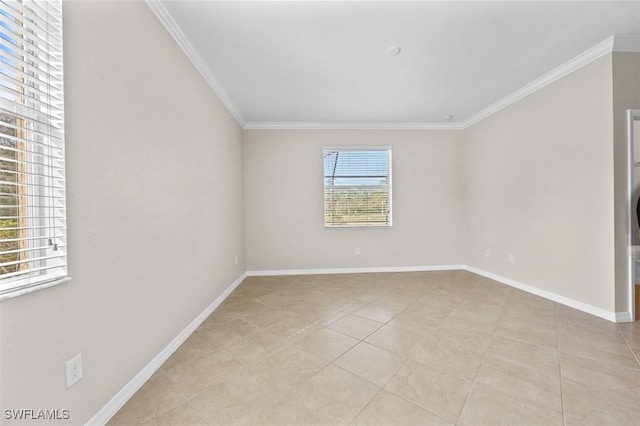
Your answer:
[0,276,72,302]
[324,224,393,229]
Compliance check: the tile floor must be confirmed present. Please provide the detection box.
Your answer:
[108,271,640,425]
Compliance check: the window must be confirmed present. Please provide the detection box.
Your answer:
[323,147,392,227]
[0,0,68,299]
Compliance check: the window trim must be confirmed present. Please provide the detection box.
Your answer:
[0,0,69,300]
[323,146,393,229]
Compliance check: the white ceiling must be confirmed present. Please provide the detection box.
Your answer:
[156,1,640,128]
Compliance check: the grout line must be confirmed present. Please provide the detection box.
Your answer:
[555,303,568,426]
[139,271,588,425]
[616,323,640,367]
[336,272,468,424]
[454,283,509,425]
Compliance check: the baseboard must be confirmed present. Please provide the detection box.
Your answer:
[464,265,618,322]
[87,272,247,426]
[246,264,466,277]
[88,264,628,423]
[247,265,628,323]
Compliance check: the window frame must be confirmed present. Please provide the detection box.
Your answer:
[0,0,70,300]
[322,146,393,229]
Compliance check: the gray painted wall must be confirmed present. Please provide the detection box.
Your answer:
[465,54,616,312]
[245,55,620,315]
[0,2,245,423]
[612,52,640,312]
[1,3,636,424]
[244,129,466,271]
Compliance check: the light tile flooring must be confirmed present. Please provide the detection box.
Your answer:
[108,271,640,425]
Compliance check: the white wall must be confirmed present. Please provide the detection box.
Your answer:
[612,52,640,313]
[244,55,626,316]
[244,130,465,271]
[243,57,624,316]
[465,54,616,313]
[0,4,632,423]
[0,2,245,424]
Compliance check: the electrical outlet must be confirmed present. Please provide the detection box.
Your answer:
[66,354,83,388]
[508,254,515,264]
[355,248,361,255]
[234,256,238,265]
[484,250,490,258]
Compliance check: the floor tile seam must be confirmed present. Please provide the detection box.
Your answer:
[504,305,556,327]
[327,326,385,359]
[493,330,558,350]
[423,292,472,334]
[557,347,640,372]
[618,330,640,344]
[559,375,640,401]
[284,362,375,421]
[555,302,569,426]
[452,372,476,425]
[171,376,221,410]
[212,345,256,372]
[631,346,640,366]
[328,359,391,392]
[351,359,453,426]
[163,337,225,366]
[351,336,403,354]
[438,321,500,336]
[617,322,640,331]
[113,376,180,426]
[455,293,511,425]
[231,335,294,365]
[449,309,501,327]
[381,321,439,342]
[275,365,328,409]
[332,357,425,425]
[367,288,402,302]
[406,353,479,383]
[254,303,349,342]
[555,328,631,347]
[556,346,640,369]
[471,372,564,416]
[358,301,418,316]
[317,339,361,364]
[557,377,640,408]
[349,307,407,326]
[155,363,197,392]
[412,329,491,364]
[362,333,422,360]
[237,314,282,333]
[480,351,561,380]
[497,314,559,329]
[254,363,331,406]
[432,319,495,340]
[225,299,273,315]
[616,324,640,367]
[346,387,385,424]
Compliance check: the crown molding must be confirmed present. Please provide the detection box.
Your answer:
[143,11,637,132]
[145,0,246,127]
[243,121,465,130]
[462,35,616,129]
[245,35,626,131]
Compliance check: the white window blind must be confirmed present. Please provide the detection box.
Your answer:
[323,147,392,227]
[0,0,68,299]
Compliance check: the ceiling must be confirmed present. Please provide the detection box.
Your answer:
[154,1,640,128]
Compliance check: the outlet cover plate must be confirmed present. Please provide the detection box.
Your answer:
[66,353,83,388]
